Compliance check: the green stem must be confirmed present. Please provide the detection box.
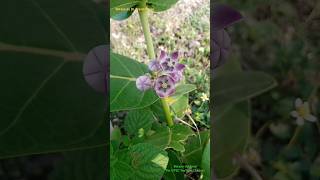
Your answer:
[138,1,174,127]
[138,3,155,59]
[161,98,174,127]
[287,126,302,148]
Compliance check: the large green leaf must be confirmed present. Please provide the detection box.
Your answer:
[182,130,210,167]
[110,52,158,111]
[110,0,139,20]
[145,124,194,152]
[213,71,277,106]
[163,150,184,180]
[213,102,250,178]
[129,143,169,180]
[49,147,107,180]
[147,0,179,12]
[111,145,133,180]
[201,140,210,180]
[124,109,155,136]
[0,0,107,158]
[110,0,179,21]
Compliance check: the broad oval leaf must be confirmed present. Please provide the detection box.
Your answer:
[110,52,158,111]
[213,102,250,178]
[213,71,277,106]
[0,0,107,158]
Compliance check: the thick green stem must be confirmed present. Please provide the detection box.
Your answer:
[161,98,174,127]
[138,2,174,127]
[138,5,155,59]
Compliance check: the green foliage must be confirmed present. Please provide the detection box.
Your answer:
[213,102,250,178]
[110,52,158,111]
[49,147,107,180]
[201,140,210,180]
[0,0,107,159]
[124,109,154,136]
[182,130,210,166]
[110,0,180,21]
[163,150,184,180]
[214,71,277,106]
[145,124,194,152]
[129,143,169,179]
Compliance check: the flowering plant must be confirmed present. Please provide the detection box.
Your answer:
[109,0,209,179]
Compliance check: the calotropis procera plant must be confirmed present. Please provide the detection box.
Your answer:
[110,0,210,179]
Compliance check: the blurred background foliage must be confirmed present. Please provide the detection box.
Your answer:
[219,0,320,179]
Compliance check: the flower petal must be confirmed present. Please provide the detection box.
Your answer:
[171,51,179,60]
[295,98,303,108]
[136,75,152,91]
[296,117,304,126]
[148,60,161,71]
[159,50,166,60]
[175,63,185,71]
[305,114,317,122]
[290,111,299,118]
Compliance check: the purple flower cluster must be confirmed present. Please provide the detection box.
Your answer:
[136,50,185,98]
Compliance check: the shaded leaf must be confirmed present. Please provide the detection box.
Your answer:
[213,102,250,178]
[212,29,231,69]
[214,71,277,106]
[212,4,243,31]
[201,140,210,180]
[49,147,107,180]
[83,45,108,93]
[163,150,184,180]
[0,0,107,158]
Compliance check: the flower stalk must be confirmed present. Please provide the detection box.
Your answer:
[138,2,174,127]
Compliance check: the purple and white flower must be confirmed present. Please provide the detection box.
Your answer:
[136,75,152,91]
[136,50,186,98]
[148,59,161,71]
[159,51,185,72]
[154,75,176,98]
[167,70,183,83]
